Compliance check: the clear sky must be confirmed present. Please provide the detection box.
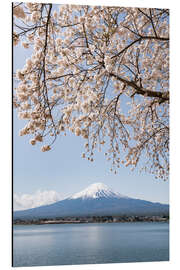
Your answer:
[13,8,169,205]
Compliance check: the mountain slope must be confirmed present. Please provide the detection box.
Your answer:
[13,183,169,220]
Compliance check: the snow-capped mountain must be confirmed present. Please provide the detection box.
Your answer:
[13,183,169,220]
[69,183,127,200]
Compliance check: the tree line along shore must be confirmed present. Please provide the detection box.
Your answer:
[13,215,169,225]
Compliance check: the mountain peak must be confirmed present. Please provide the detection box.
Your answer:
[13,182,169,220]
[70,182,126,200]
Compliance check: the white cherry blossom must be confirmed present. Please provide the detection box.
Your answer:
[13,3,169,180]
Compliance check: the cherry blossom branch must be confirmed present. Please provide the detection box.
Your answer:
[108,72,169,102]
[13,4,169,179]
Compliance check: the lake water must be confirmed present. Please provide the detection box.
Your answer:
[13,222,169,267]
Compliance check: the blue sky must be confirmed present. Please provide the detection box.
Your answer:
[13,6,169,204]
[13,119,169,203]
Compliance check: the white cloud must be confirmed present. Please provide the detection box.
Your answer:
[13,190,64,211]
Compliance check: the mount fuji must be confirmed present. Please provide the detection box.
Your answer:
[13,183,169,220]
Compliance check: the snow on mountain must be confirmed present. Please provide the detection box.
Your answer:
[13,182,169,220]
[70,183,127,200]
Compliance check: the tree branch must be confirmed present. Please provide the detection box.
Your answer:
[109,72,169,102]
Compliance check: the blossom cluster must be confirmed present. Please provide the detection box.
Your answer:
[13,3,169,179]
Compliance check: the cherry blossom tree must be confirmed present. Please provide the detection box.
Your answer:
[13,3,169,180]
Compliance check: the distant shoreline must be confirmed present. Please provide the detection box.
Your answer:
[13,215,169,225]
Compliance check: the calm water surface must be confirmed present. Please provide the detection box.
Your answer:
[13,222,169,267]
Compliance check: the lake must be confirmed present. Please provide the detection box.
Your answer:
[13,222,169,267]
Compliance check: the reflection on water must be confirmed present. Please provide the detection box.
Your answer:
[13,222,169,267]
